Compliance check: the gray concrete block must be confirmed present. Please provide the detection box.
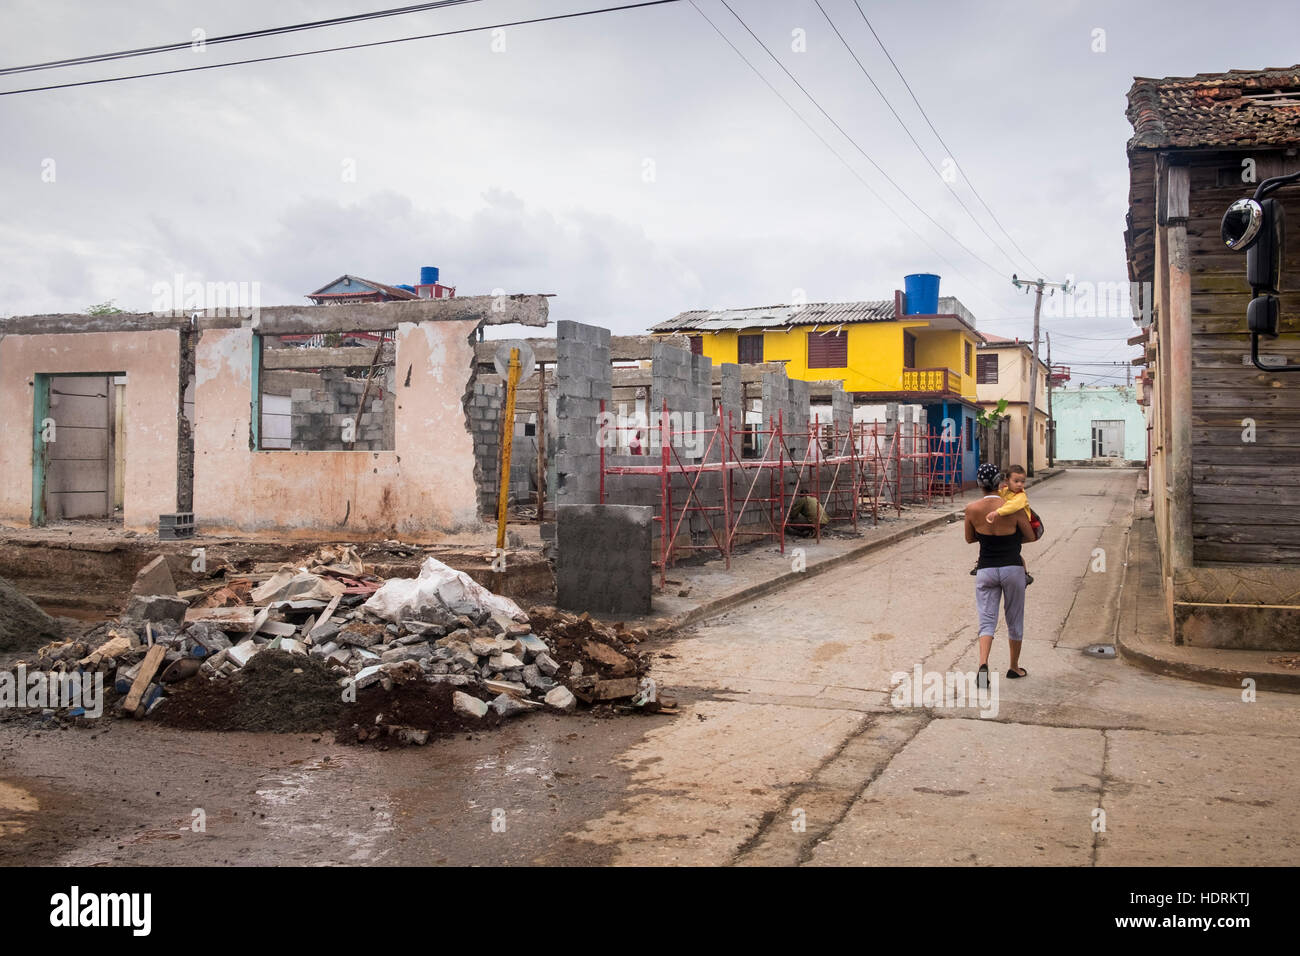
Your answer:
[556,504,652,615]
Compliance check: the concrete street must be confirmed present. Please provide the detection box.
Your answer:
[3,469,1297,866]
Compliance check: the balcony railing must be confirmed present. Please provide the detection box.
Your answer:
[900,367,959,393]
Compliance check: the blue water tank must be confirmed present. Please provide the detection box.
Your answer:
[420,266,440,285]
[904,273,940,315]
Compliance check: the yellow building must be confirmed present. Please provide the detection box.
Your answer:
[650,296,984,401]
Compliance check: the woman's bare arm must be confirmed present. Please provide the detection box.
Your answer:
[964,510,977,543]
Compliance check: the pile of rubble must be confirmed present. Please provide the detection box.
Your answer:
[7,546,667,741]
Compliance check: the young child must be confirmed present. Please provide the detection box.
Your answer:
[984,464,1034,585]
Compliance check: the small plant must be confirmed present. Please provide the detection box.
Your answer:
[85,300,124,316]
[976,398,1009,429]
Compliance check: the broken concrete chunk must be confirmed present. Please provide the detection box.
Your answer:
[592,677,639,700]
[380,642,431,664]
[569,661,583,678]
[311,621,344,643]
[326,647,353,668]
[401,620,447,638]
[184,622,232,652]
[488,652,524,671]
[582,640,636,677]
[130,555,177,598]
[535,653,559,677]
[279,638,307,655]
[227,640,262,668]
[337,626,382,648]
[452,691,489,719]
[517,633,549,658]
[521,664,543,688]
[469,637,502,658]
[353,664,384,689]
[483,679,528,697]
[388,726,429,746]
[427,674,472,686]
[124,594,190,626]
[490,693,527,718]
[544,686,577,713]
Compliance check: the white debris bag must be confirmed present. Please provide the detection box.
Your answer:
[363,556,526,624]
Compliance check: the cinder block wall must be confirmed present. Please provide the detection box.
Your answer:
[289,367,394,451]
[469,382,504,518]
[555,320,611,506]
[554,321,873,602]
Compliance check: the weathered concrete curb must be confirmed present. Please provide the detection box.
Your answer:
[1115,636,1300,694]
[1114,505,1300,694]
[675,468,1068,629]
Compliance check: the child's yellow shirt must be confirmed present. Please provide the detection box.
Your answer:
[995,489,1033,520]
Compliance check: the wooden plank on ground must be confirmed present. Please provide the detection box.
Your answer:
[122,644,166,715]
[308,595,342,639]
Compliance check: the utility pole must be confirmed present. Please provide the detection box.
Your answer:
[1012,274,1072,477]
[1046,331,1054,469]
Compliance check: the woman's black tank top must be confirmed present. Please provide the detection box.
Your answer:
[975,531,1023,569]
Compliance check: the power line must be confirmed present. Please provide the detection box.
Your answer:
[851,1,1045,277]
[0,1,483,76]
[0,0,682,96]
[812,0,1025,275]
[713,0,1010,284]
[688,0,1007,315]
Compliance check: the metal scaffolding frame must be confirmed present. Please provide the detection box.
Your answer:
[599,401,965,589]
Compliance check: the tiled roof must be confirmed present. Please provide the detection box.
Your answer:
[1127,65,1300,150]
[978,333,1020,346]
[652,300,895,332]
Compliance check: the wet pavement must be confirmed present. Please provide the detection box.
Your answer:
[4,469,1298,866]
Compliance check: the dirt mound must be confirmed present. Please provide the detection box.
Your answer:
[157,650,344,732]
[0,576,61,653]
[527,605,647,680]
[336,681,501,747]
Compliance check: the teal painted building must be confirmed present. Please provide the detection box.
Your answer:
[1051,385,1146,463]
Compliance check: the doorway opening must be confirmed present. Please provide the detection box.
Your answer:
[1091,419,1125,459]
[31,372,127,527]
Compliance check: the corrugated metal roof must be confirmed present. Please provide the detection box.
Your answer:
[652,300,895,332]
[307,275,420,301]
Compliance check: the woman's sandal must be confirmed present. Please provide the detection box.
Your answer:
[1006,667,1027,679]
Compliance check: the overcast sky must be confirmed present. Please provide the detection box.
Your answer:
[2,0,1296,384]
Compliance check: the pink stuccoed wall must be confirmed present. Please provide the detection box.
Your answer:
[0,330,180,531]
[192,322,483,538]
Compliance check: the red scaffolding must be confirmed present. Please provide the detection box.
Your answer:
[599,401,961,588]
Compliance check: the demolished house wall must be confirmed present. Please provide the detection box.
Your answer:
[0,329,181,531]
[193,322,482,537]
[1,295,549,539]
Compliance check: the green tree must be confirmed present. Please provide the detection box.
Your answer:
[86,300,124,316]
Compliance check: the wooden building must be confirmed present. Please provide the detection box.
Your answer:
[1125,66,1300,650]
